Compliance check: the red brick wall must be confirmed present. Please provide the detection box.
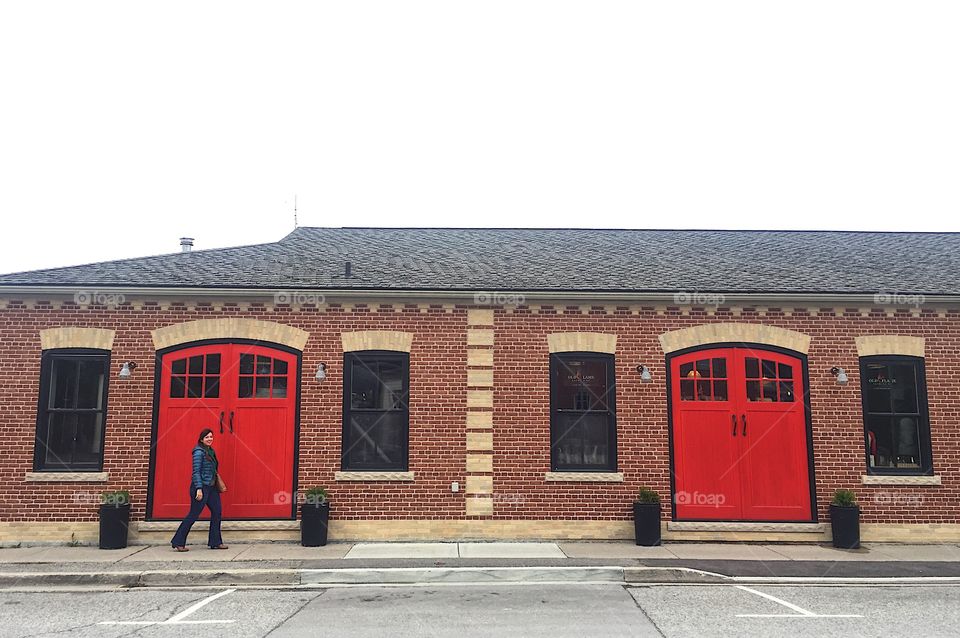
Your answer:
[1,300,957,525]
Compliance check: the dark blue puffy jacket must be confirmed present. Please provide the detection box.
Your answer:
[191,446,217,490]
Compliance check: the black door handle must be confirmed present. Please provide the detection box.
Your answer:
[731,414,737,436]
[741,414,747,436]
[219,411,224,434]
[229,411,234,434]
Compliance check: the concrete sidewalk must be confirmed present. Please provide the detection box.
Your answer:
[2,542,960,589]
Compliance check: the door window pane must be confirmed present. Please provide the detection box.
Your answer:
[679,357,728,402]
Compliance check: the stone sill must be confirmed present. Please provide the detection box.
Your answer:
[24,472,109,483]
[668,521,826,533]
[335,471,415,482]
[545,472,624,483]
[861,474,941,486]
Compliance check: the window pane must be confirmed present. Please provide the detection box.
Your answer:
[72,412,103,465]
[863,362,893,413]
[240,354,254,375]
[866,415,894,469]
[553,413,609,469]
[680,379,695,401]
[890,364,919,413]
[712,358,727,378]
[696,380,711,400]
[171,358,187,374]
[170,376,186,398]
[679,362,693,377]
[746,380,760,402]
[187,377,203,398]
[44,412,77,466]
[554,358,609,411]
[272,376,287,398]
[204,377,220,398]
[778,363,793,379]
[256,355,272,375]
[762,380,778,401]
[745,358,759,379]
[893,416,921,467]
[274,359,288,375]
[76,360,105,409]
[779,381,795,402]
[713,380,728,401]
[188,355,204,374]
[351,359,404,410]
[695,359,710,377]
[345,412,404,469]
[762,360,777,379]
[205,354,221,374]
[50,359,79,409]
[238,377,253,398]
[255,376,271,398]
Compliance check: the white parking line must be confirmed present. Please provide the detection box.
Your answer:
[734,585,863,619]
[99,588,237,626]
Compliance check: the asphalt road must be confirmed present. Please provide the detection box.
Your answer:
[1,583,958,637]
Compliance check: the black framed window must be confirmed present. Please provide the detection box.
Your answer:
[550,353,617,471]
[34,349,110,471]
[342,351,409,471]
[860,355,933,475]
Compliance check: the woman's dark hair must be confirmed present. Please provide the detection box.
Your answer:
[197,428,214,446]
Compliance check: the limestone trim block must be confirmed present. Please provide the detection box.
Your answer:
[467,308,494,326]
[466,498,494,517]
[545,472,624,483]
[342,330,413,353]
[466,412,493,429]
[467,349,494,367]
[547,332,617,354]
[152,318,309,351]
[24,472,109,482]
[467,369,494,387]
[659,322,811,355]
[40,327,115,351]
[855,335,925,358]
[138,520,301,531]
[466,476,494,494]
[466,329,495,347]
[861,474,941,486]
[334,471,415,482]
[466,390,494,408]
[466,432,494,451]
[466,454,493,473]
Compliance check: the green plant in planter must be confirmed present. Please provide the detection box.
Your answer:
[832,489,857,507]
[303,487,329,506]
[636,487,660,504]
[101,490,131,507]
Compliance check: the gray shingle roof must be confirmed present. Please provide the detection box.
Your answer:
[1,227,958,295]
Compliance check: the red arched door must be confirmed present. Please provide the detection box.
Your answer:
[151,343,297,519]
[671,347,812,522]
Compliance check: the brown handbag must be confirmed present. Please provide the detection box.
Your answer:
[215,472,227,493]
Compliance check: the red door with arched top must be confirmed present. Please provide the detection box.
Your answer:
[671,347,813,522]
[151,343,298,519]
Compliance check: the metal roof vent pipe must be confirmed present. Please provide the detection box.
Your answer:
[180,237,194,253]
[344,261,352,278]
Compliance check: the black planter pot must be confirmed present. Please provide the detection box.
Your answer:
[830,504,861,549]
[301,502,330,547]
[633,502,662,546]
[99,504,131,550]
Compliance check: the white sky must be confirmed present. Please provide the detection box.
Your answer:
[1,1,958,275]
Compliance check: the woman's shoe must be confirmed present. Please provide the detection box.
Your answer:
[173,546,189,552]
[209,544,229,550]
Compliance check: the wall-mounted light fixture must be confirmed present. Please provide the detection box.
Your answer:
[636,364,653,384]
[315,362,328,381]
[118,362,138,379]
[830,366,849,385]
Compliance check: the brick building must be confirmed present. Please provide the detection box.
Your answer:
[0,227,957,544]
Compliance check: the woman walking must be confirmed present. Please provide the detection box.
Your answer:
[171,428,228,551]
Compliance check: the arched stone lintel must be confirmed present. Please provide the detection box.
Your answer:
[151,319,309,351]
[40,327,115,351]
[547,332,617,354]
[342,330,414,353]
[658,323,810,355]
[855,335,925,358]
